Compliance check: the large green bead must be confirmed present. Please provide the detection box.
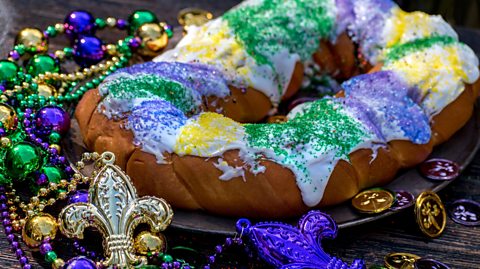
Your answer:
[5,142,41,179]
[128,10,158,34]
[26,55,59,76]
[0,60,19,84]
[30,165,64,193]
[0,174,9,185]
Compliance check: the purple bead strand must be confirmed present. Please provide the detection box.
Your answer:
[0,187,31,269]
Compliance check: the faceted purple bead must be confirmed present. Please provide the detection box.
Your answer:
[11,241,19,251]
[6,234,15,243]
[64,256,97,269]
[64,11,96,41]
[116,19,127,30]
[35,106,70,137]
[9,51,20,61]
[73,36,105,67]
[1,211,9,219]
[15,249,23,259]
[19,256,28,266]
[39,242,53,255]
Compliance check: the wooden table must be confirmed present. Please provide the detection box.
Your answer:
[0,0,479,268]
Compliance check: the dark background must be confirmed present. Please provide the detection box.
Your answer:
[0,0,479,268]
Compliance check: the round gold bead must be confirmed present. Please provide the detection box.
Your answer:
[19,219,26,226]
[38,203,45,211]
[54,23,65,33]
[44,71,52,78]
[82,152,91,161]
[37,83,57,98]
[0,104,17,132]
[59,74,67,80]
[75,72,85,80]
[52,258,65,269]
[136,23,169,56]
[106,17,117,27]
[76,161,85,169]
[57,192,67,200]
[30,196,40,205]
[0,95,8,102]
[67,183,77,192]
[134,231,167,255]
[47,198,56,205]
[49,182,58,191]
[26,210,34,216]
[54,50,66,60]
[0,137,12,148]
[82,176,91,184]
[106,44,117,55]
[9,213,18,220]
[49,144,61,153]
[22,213,59,248]
[12,220,21,231]
[59,179,69,187]
[39,188,48,196]
[15,27,48,53]
[83,68,92,76]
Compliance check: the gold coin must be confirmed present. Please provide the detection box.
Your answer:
[267,115,288,123]
[352,188,395,213]
[384,252,421,269]
[415,191,446,238]
[178,8,213,27]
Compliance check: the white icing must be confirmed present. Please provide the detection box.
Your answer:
[213,158,246,181]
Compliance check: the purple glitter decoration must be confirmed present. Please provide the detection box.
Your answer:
[110,61,230,98]
[342,71,431,144]
[348,0,395,60]
[237,211,365,269]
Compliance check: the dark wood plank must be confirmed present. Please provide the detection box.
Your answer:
[0,0,479,268]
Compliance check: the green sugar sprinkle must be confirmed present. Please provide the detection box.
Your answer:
[223,0,335,66]
[385,35,458,62]
[244,99,370,183]
[103,74,198,113]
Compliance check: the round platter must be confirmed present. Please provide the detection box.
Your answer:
[64,28,480,235]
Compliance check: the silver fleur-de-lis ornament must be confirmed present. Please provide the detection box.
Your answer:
[58,152,173,268]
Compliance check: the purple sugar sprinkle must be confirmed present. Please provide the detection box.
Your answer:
[342,71,431,144]
[110,61,230,98]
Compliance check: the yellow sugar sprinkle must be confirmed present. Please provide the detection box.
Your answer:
[175,112,244,156]
[384,44,467,95]
[386,8,439,47]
